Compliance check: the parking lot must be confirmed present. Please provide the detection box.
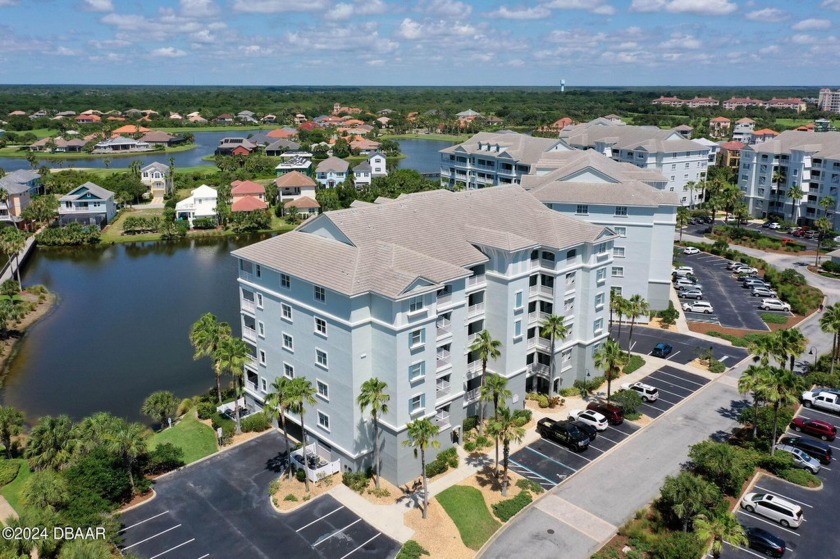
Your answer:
[613,327,749,368]
[119,433,400,559]
[509,366,711,490]
[677,251,792,331]
[724,404,840,559]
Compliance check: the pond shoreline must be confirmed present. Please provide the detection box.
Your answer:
[0,291,57,386]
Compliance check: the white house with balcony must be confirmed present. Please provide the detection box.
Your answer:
[58,182,117,227]
[0,169,41,224]
[140,162,173,198]
[175,184,218,227]
[231,185,615,485]
[315,156,349,187]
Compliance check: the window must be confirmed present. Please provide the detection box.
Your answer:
[566,249,576,259]
[566,272,576,286]
[614,226,626,237]
[409,361,425,381]
[596,268,607,283]
[258,321,265,337]
[314,286,326,302]
[562,349,572,363]
[615,206,628,216]
[576,204,589,215]
[565,297,574,312]
[514,291,523,310]
[409,328,425,348]
[281,273,290,289]
[256,293,264,308]
[255,265,262,278]
[514,319,522,338]
[409,394,425,415]
[595,293,605,308]
[594,318,604,333]
[283,363,294,378]
[409,296,424,313]
[315,317,327,335]
[613,247,625,258]
[597,242,608,254]
[260,378,267,393]
[685,162,690,169]
[259,350,266,365]
[281,304,292,321]
[317,411,330,430]
[282,333,293,351]
[612,267,624,277]
[317,380,329,400]
[316,349,328,368]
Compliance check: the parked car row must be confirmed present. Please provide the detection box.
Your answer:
[536,400,630,453]
[725,261,792,313]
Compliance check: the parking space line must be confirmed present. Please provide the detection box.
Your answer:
[121,524,182,551]
[294,505,345,533]
[594,432,621,445]
[721,541,769,559]
[800,406,840,421]
[736,510,800,536]
[665,351,680,361]
[650,386,692,400]
[313,518,362,546]
[119,511,170,533]
[538,436,596,459]
[339,533,382,559]
[754,486,813,508]
[197,555,209,559]
[149,539,196,559]
[509,459,557,487]
[525,445,582,469]
[652,370,705,387]
[585,443,606,453]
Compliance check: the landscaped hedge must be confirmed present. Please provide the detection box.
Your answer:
[492,489,532,521]
[241,412,271,433]
[122,216,160,234]
[191,217,216,229]
[425,447,459,478]
[144,443,185,475]
[624,355,646,374]
[36,223,100,246]
[0,459,21,486]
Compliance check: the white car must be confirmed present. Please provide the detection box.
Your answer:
[674,278,700,289]
[673,266,694,274]
[740,493,803,528]
[682,301,714,314]
[760,298,791,312]
[683,247,700,255]
[621,382,659,402]
[568,409,608,431]
[751,287,778,298]
[768,222,781,230]
[734,266,758,275]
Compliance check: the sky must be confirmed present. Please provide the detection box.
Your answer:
[0,0,838,86]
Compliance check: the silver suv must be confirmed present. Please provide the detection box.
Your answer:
[774,444,821,474]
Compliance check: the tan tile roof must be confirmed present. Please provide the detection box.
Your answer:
[275,171,316,188]
[528,180,679,207]
[440,131,560,166]
[560,121,707,153]
[285,196,321,209]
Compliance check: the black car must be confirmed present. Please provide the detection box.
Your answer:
[745,526,786,558]
[570,420,597,442]
[779,435,833,465]
[652,343,673,358]
[537,418,590,451]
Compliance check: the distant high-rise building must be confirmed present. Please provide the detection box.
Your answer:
[561,79,565,93]
[818,88,840,114]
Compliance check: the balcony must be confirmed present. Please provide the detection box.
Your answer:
[527,337,550,350]
[467,302,485,318]
[467,274,486,289]
[530,258,556,271]
[246,354,257,368]
[242,326,257,342]
[528,311,548,325]
[434,411,451,429]
[437,291,453,306]
[436,318,451,338]
[466,360,483,379]
[241,299,256,314]
[527,363,550,378]
[437,350,451,370]
[529,284,554,297]
[465,388,480,403]
[239,270,254,283]
[467,332,479,345]
[436,381,451,399]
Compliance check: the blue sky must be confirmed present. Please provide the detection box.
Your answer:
[0,0,837,86]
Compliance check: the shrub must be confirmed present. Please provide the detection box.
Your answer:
[145,443,185,475]
[512,408,532,427]
[475,435,492,448]
[537,394,549,408]
[515,478,544,494]
[397,540,430,559]
[36,223,100,246]
[425,456,450,478]
[688,441,757,496]
[196,402,216,420]
[463,441,477,452]
[778,468,821,487]
[284,493,298,502]
[647,531,704,559]
[624,355,645,374]
[241,412,271,433]
[822,260,840,274]
[176,398,193,417]
[295,469,306,482]
[0,280,20,296]
[758,452,795,475]
[369,487,391,498]
[462,416,478,433]
[268,479,280,495]
[560,386,580,397]
[657,301,679,326]
[438,447,459,469]
[191,217,216,229]
[492,490,533,522]
[210,412,235,443]
[0,459,21,486]
[611,390,643,415]
[548,396,563,408]
[737,405,795,442]
[708,359,726,373]
[342,470,369,493]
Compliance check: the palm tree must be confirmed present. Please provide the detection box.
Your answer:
[820,304,840,374]
[189,313,232,402]
[540,315,568,396]
[772,169,785,217]
[819,194,835,219]
[684,181,697,210]
[737,365,771,440]
[481,373,511,473]
[608,291,625,335]
[213,336,250,435]
[0,405,24,458]
[694,510,747,558]
[20,470,69,512]
[469,330,501,432]
[749,334,781,368]
[107,421,147,493]
[764,367,802,454]
[815,216,832,266]
[676,207,690,243]
[788,183,804,223]
[626,295,650,358]
[777,328,806,372]
[487,407,525,496]
[402,418,440,520]
[0,227,26,286]
[141,390,178,429]
[287,377,317,492]
[594,338,628,402]
[659,471,721,532]
[25,415,74,471]
[265,376,294,479]
[71,412,122,456]
[357,377,390,490]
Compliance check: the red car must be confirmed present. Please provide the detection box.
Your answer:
[790,417,837,441]
[586,401,624,425]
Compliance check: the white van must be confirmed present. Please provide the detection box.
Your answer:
[740,493,804,528]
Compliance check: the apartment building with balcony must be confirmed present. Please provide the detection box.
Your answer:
[558,120,711,205]
[818,89,840,114]
[231,185,615,484]
[738,131,840,226]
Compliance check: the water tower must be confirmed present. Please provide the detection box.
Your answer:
[561,79,565,93]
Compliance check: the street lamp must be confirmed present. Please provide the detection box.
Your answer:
[809,346,818,369]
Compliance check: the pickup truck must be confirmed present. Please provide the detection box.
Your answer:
[536,418,590,452]
[801,390,840,413]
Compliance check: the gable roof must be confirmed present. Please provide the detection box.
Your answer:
[231,180,266,196]
[142,161,169,173]
[0,169,40,194]
[354,161,371,173]
[231,196,268,212]
[284,196,321,209]
[275,171,316,188]
[60,181,114,201]
[316,156,349,173]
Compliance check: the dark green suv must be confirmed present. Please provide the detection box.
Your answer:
[537,418,590,452]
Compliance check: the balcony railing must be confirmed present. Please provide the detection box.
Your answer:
[246,354,257,367]
[527,337,550,350]
[530,259,556,270]
[467,302,485,318]
[527,363,550,378]
[529,285,554,297]
[436,382,451,399]
[242,326,257,342]
[466,360,483,379]
[437,291,452,306]
[467,274,486,289]
[465,388,480,403]
[437,350,451,369]
[436,318,451,337]
[467,332,479,345]
[434,411,451,429]
[239,270,254,283]
[528,311,549,325]
[241,299,255,314]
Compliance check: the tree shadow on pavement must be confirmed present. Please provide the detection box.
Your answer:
[716,399,749,421]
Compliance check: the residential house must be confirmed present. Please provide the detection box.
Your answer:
[93,136,151,153]
[74,114,101,124]
[299,121,318,132]
[673,124,693,139]
[245,133,275,148]
[353,161,373,186]
[602,114,624,124]
[237,111,258,123]
[538,117,574,134]
[188,114,208,124]
[265,139,301,156]
[294,113,307,124]
[175,185,218,227]
[752,129,780,144]
[686,97,719,108]
[349,137,380,154]
[58,182,117,227]
[651,96,685,106]
[215,114,234,124]
[766,98,807,112]
[275,171,317,203]
[723,97,765,110]
[231,180,266,204]
[367,152,387,178]
[718,141,746,170]
[262,114,277,124]
[140,131,183,147]
[7,110,26,117]
[232,196,268,213]
[275,152,313,176]
[332,103,362,115]
[140,162,173,197]
[231,185,616,484]
[0,173,34,225]
[267,127,298,140]
[0,169,42,197]
[215,138,257,156]
[315,157,349,187]
[283,196,320,218]
[112,125,151,136]
[709,116,731,138]
[732,118,756,143]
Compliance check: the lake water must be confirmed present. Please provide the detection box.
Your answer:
[1,236,266,423]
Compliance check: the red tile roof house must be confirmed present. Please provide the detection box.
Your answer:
[75,114,101,124]
[215,114,234,124]
[232,145,255,156]
[231,180,266,204]
[231,196,268,213]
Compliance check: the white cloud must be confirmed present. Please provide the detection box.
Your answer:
[231,0,328,13]
[367,59,385,66]
[326,0,386,20]
[544,0,616,15]
[325,3,354,20]
[487,5,551,20]
[150,47,187,57]
[0,0,19,6]
[54,46,81,56]
[356,0,387,15]
[179,0,219,18]
[821,0,840,10]
[631,0,736,15]
[83,0,113,12]
[286,22,398,54]
[396,18,423,40]
[745,8,788,22]
[659,33,702,49]
[417,0,472,17]
[758,45,780,55]
[793,18,832,30]
[189,29,216,43]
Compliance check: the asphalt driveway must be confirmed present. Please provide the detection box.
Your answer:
[119,432,400,559]
[612,326,750,368]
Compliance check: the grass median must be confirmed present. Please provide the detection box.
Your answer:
[149,411,218,465]
[435,485,501,550]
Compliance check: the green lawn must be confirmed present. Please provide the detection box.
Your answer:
[0,459,31,514]
[776,118,839,129]
[435,486,501,550]
[149,411,218,465]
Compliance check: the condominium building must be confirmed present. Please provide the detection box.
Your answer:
[558,120,711,205]
[818,89,840,114]
[709,117,731,138]
[738,131,840,226]
[732,118,755,144]
[232,186,616,484]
